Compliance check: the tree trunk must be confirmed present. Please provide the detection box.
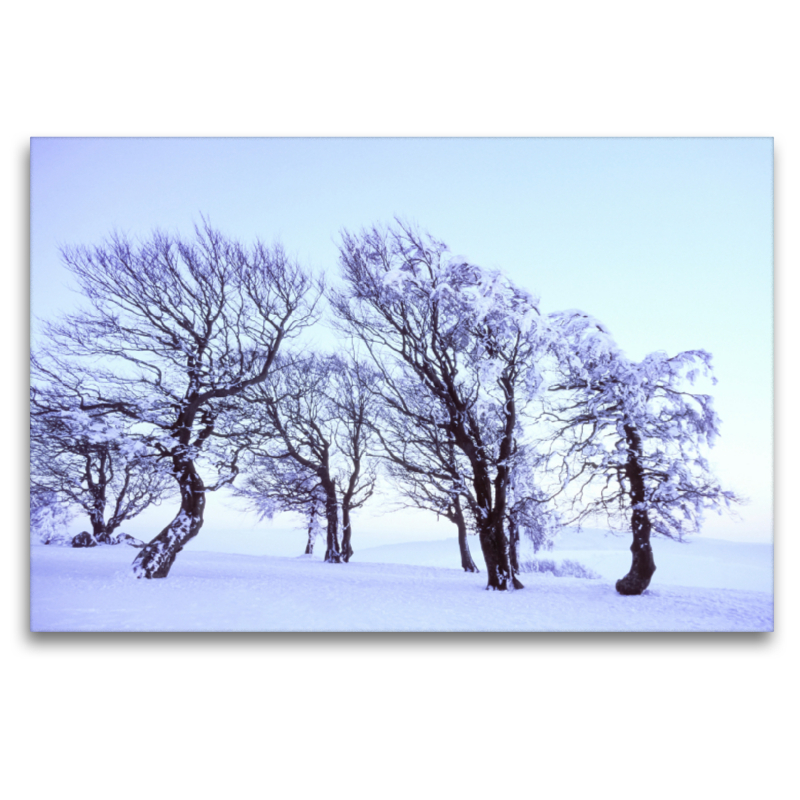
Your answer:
[508,515,520,574]
[452,497,479,572]
[468,463,521,589]
[616,424,656,595]
[473,378,522,590]
[322,479,341,564]
[477,512,523,590]
[132,458,205,579]
[341,504,354,563]
[90,513,112,544]
[104,516,124,542]
[304,502,318,555]
[616,512,656,596]
[88,479,112,543]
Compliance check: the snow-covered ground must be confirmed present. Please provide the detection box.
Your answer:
[30,528,773,632]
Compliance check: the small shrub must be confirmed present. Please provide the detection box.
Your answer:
[518,558,601,580]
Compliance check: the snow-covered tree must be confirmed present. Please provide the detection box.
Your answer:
[538,311,741,594]
[30,387,173,545]
[505,446,560,570]
[233,450,328,555]
[30,488,76,546]
[34,222,320,577]
[237,352,377,563]
[331,221,553,590]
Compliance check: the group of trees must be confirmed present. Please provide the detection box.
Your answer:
[232,352,377,563]
[30,220,738,593]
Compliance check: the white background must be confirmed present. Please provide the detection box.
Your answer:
[5,3,795,799]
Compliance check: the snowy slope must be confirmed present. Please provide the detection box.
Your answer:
[355,528,773,593]
[30,531,773,632]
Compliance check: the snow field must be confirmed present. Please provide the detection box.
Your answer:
[31,530,773,632]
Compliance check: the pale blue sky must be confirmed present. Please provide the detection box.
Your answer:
[30,137,773,542]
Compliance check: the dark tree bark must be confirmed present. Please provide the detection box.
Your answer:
[451,495,479,573]
[341,503,354,563]
[469,377,523,590]
[467,455,520,589]
[131,393,214,578]
[476,519,522,590]
[132,455,205,578]
[89,511,110,543]
[415,369,520,590]
[321,474,341,564]
[508,515,520,574]
[615,424,656,595]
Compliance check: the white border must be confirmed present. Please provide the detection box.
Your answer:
[6,3,794,797]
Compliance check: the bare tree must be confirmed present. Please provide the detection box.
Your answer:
[331,222,551,590]
[33,222,320,577]
[368,373,480,572]
[238,352,377,563]
[328,356,378,561]
[233,446,327,554]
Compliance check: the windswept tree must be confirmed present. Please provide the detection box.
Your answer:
[238,352,377,563]
[329,356,379,561]
[33,222,320,578]
[30,393,173,546]
[537,312,741,594]
[368,372,481,572]
[331,222,552,590]
[233,448,328,555]
[505,446,561,572]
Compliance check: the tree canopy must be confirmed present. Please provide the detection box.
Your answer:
[30,218,739,593]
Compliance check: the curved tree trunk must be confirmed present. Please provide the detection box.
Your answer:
[132,458,206,579]
[452,497,479,572]
[616,514,656,595]
[616,423,656,595]
[341,504,354,563]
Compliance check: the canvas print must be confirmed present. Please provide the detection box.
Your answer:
[29,137,773,632]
